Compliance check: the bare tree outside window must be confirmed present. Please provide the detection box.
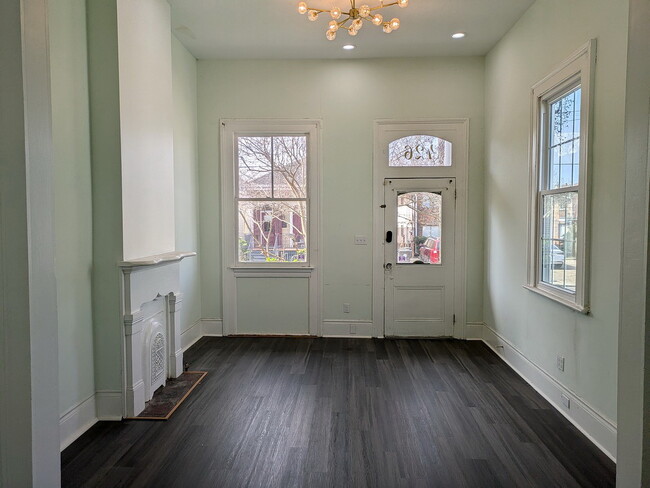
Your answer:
[237,136,308,262]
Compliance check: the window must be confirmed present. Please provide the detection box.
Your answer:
[221,120,320,268]
[389,135,452,167]
[526,41,595,312]
[237,136,308,263]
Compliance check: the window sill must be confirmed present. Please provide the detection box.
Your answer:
[523,284,589,314]
[229,266,314,277]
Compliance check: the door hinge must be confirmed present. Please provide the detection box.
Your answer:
[453,314,456,324]
[454,190,457,200]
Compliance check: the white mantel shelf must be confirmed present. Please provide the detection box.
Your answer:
[119,251,196,268]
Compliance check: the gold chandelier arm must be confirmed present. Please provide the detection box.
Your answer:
[369,2,399,11]
[338,16,352,27]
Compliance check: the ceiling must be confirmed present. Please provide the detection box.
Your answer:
[168,0,535,60]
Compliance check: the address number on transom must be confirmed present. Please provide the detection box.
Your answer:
[389,135,452,167]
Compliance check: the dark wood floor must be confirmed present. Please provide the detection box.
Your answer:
[62,338,615,487]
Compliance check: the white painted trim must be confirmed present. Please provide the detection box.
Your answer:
[201,318,224,336]
[59,395,98,451]
[119,251,196,268]
[482,324,617,462]
[372,119,469,339]
[464,322,484,340]
[181,319,204,351]
[95,391,123,421]
[526,40,596,311]
[321,320,374,338]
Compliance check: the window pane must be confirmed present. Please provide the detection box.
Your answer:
[397,192,442,264]
[272,136,307,199]
[237,136,307,198]
[238,201,307,263]
[237,136,272,198]
[389,135,452,167]
[540,192,578,292]
[548,87,581,189]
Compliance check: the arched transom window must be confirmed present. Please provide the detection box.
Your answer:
[388,135,452,167]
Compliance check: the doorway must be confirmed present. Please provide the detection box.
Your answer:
[383,178,455,337]
[372,120,468,338]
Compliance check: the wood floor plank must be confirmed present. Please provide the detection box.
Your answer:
[62,338,615,487]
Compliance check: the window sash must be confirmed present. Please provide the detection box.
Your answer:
[234,132,312,266]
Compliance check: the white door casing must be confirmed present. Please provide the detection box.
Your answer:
[373,120,469,338]
[384,178,455,337]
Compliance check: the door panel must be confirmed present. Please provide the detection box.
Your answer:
[384,178,455,337]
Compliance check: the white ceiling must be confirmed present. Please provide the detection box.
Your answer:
[168,0,535,60]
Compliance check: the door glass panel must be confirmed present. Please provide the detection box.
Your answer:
[397,192,442,264]
[389,135,452,167]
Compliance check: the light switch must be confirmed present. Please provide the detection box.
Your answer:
[354,235,368,245]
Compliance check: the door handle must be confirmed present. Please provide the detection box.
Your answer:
[384,263,393,271]
[386,231,393,243]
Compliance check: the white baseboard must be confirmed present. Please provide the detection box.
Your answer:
[321,320,374,338]
[482,324,617,462]
[59,394,97,451]
[95,390,123,421]
[464,322,484,340]
[201,318,224,337]
[181,319,204,351]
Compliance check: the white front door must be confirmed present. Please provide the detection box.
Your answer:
[384,178,455,337]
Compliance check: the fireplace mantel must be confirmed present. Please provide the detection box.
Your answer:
[119,251,196,269]
[119,250,196,417]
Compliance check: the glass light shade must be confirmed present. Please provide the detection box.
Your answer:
[352,18,363,30]
[326,30,336,40]
[359,5,371,17]
[330,7,342,19]
[390,18,400,30]
[298,2,308,14]
[328,20,339,31]
[348,27,358,36]
[398,0,408,7]
[372,13,383,25]
[308,10,319,21]
[383,22,392,33]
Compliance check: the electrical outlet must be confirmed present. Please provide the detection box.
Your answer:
[561,393,571,409]
[556,355,565,372]
[343,303,351,313]
[354,235,368,245]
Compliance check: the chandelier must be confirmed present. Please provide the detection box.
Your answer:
[298,0,409,41]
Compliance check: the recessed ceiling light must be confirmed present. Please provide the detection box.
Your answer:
[343,44,356,50]
[452,32,466,39]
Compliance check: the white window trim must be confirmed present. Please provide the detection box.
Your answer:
[525,40,596,313]
[221,119,321,271]
[220,119,322,336]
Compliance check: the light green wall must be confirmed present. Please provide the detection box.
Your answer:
[87,0,124,392]
[197,57,485,323]
[49,0,95,416]
[484,0,629,422]
[172,36,202,332]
